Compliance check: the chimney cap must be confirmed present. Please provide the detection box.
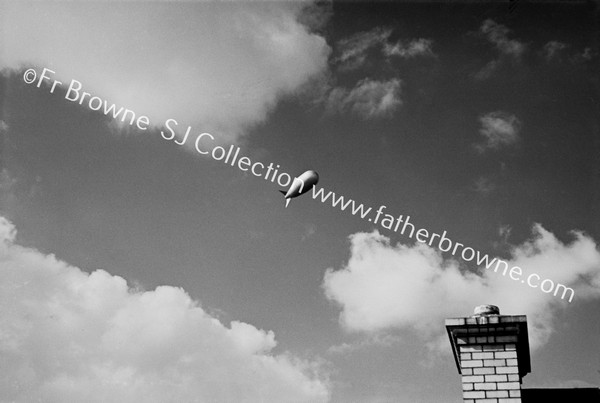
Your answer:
[473,304,500,316]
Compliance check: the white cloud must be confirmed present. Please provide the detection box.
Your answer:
[543,41,568,60]
[0,216,330,402]
[301,223,317,241]
[571,46,597,63]
[383,38,435,58]
[474,19,525,80]
[327,334,400,355]
[480,19,526,58]
[325,78,402,119]
[473,176,496,195]
[473,59,499,81]
[323,226,600,350]
[2,1,330,143]
[335,28,435,70]
[335,28,392,70]
[476,111,521,152]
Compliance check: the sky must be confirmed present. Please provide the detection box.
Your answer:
[1,1,599,402]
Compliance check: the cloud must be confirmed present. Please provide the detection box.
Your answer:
[570,47,597,63]
[473,60,500,81]
[473,176,496,195]
[325,78,402,119]
[543,41,568,60]
[474,19,525,80]
[334,28,435,70]
[334,28,392,70]
[0,216,330,402]
[540,41,596,64]
[480,19,526,58]
[383,38,435,58]
[1,1,330,143]
[327,334,401,355]
[301,223,317,241]
[322,226,600,350]
[475,111,521,152]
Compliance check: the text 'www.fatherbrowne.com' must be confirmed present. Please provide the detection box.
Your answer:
[310,186,575,303]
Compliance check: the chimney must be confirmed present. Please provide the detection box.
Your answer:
[445,305,531,403]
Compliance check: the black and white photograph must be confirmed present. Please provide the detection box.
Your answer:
[1,1,599,402]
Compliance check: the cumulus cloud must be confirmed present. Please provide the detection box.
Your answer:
[325,78,402,119]
[1,1,329,143]
[473,60,500,81]
[323,226,600,350]
[473,176,496,195]
[570,46,597,63]
[475,111,521,152]
[475,19,525,80]
[335,28,393,70]
[480,19,526,58]
[542,41,568,60]
[327,333,401,355]
[0,216,329,402]
[335,28,435,70]
[383,38,435,58]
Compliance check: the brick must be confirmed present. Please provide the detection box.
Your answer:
[496,366,519,374]
[504,343,516,351]
[477,399,499,403]
[506,359,518,366]
[472,352,494,360]
[460,345,483,352]
[462,383,474,391]
[496,381,520,390]
[486,390,509,398]
[485,374,508,382]
[462,375,484,383]
[484,359,506,367]
[468,336,478,343]
[463,391,485,399]
[477,336,488,343]
[509,390,521,397]
[461,352,472,360]
[462,360,484,368]
[474,382,497,390]
[498,399,521,403]
[494,351,517,359]
[462,368,473,375]
[507,374,520,382]
[473,367,496,375]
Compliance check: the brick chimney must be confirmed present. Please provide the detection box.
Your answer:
[445,305,531,403]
